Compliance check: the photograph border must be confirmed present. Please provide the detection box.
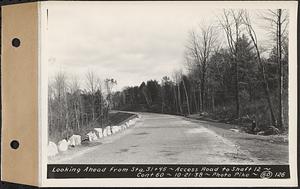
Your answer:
[38,1,298,187]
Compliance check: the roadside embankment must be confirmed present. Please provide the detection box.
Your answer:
[48,112,142,158]
[185,117,288,164]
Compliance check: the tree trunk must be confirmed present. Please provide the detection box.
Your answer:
[182,79,191,115]
[235,56,240,118]
[201,70,205,112]
[173,85,179,114]
[245,12,278,127]
[234,23,240,119]
[64,94,69,138]
[261,64,277,126]
[277,9,284,129]
[91,95,95,121]
[199,84,202,112]
[212,90,215,112]
[161,88,164,113]
[177,84,183,114]
[193,86,198,113]
[253,44,277,126]
[74,102,80,131]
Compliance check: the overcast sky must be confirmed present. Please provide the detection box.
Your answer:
[46,2,282,91]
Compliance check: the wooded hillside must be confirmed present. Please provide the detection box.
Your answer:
[48,9,289,140]
[111,9,289,132]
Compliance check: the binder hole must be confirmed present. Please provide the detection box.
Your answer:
[10,140,19,149]
[12,38,21,47]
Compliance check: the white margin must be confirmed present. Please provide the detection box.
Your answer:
[39,1,49,187]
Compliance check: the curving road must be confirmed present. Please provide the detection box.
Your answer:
[54,112,258,164]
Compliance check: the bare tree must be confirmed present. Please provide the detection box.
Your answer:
[184,53,200,112]
[69,76,81,131]
[95,78,104,127]
[171,82,179,114]
[85,70,98,121]
[219,9,244,118]
[261,9,289,128]
[186,25,218,112]
[188,73,200,113]
[182,75,191,115]
[161,76,168,113]
[172,71,183,114]
[52,71,69,138]
[243,11,277,127]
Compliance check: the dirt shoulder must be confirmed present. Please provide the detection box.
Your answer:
[185,117,289,164]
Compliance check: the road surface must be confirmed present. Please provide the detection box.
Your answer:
[54,112,258,164]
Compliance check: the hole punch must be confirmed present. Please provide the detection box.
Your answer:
[12,38,21,47]
[10,140,20,149]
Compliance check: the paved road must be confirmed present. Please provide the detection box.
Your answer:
[55,112,257,164]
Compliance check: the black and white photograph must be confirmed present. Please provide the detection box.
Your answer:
[42,1,297,184]
[0,1,298,188]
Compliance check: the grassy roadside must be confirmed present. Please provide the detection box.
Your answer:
[185,117,289,164]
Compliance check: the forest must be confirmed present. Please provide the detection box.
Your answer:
[48,9,289,142]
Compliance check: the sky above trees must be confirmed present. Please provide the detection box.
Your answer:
[45,1,289,91]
